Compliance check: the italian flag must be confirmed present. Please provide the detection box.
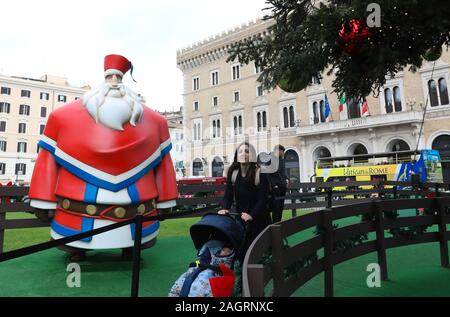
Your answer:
[339,94,347,120]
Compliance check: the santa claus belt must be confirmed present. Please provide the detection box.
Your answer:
[57,198,157,220]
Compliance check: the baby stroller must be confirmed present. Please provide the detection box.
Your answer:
[169,213,246,297]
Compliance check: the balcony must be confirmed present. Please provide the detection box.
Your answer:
[296,111,423,137]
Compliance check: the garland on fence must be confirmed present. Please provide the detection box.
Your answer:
[361,209,433,240]
[314,225,369,253]
[258,238,318,280]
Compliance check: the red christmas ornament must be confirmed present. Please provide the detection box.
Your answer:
[339,19,371,55]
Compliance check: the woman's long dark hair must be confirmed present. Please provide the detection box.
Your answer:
[226,142,258,183]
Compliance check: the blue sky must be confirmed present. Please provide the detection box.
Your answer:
[0,0,269,112]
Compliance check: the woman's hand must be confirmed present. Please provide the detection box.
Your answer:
[218,209,229,215]
[241,212,253,222]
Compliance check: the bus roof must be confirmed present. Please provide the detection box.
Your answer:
[317,150,423,162]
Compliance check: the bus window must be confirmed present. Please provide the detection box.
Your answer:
[371,175,387,181]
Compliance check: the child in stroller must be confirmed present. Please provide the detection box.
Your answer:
[168,213,245,297]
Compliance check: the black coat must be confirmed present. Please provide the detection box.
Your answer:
[221,168,272,255]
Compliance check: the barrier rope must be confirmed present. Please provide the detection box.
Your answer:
[0,203,221,263]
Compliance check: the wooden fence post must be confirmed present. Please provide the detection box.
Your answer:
[374,200,388,280]
[291,188,297,218]
[322,208,334,297]
[271,224,285,296]
[436,198,449,268]
[0,196,6,254]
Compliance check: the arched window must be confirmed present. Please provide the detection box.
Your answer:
[262,111,267,130]
[289,106,295,127]
[384,88,393,113]
[438,78,449,105]
[233,116,238,135]
[283,107,289,128]
[313,102,319,124]
[217,119,221,137]
[257,112,262,131]
[319,100,326,122]
[393,86,402,112]
[212,120,216,138]
[428,79,439,107]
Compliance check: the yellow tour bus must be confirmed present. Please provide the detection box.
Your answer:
[314,150,443,190]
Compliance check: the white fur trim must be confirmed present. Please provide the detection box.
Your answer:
[104,69,124,78]
[51,219,158,249]
[156,200,176,209]
[30,199,57,209]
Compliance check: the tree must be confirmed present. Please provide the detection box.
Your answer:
[227,0,450,100]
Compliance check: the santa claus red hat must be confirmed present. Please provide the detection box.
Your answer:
[104,54,133,78]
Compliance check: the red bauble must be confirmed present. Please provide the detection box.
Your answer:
[339,19,371,55]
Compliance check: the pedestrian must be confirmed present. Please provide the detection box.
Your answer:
[268,145,289,223]
[218,142,271,261]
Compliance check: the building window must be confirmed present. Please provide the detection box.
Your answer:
[393,86,403,112]
[21,90,31,98]
[211,71,219,86]
[211,119,221,138]
[58,95,67,103]
[233,91,240,103]
[41,107,47,118]
[427,77,450,107]
[232,64,240,80]
[233,115,243,135]
[384,88,394,113]
[19,104,30,116]
[0,140,6,152]
[256,85,263,97]
[347,97,361,119]
[0,121,6,132]
[15,163,26,176]
[39,124,45,135]
[193,101,199,112]
[192,76,200,91]
[256,111,267,132]
[193,120,202,141]
[212,96,219,108]
[18,123,26,134]
[40,92,50,100]
[282,105,296,128]
[1,87,11,95]
[0,102,10,114]
[0,163,5,175]
[17,142,27,153]
[311,76,321,85]
[255,63,262,74]
[312,100,326,124]
[436,78,450,106]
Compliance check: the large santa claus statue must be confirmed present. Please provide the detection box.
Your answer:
[29,54,178,261]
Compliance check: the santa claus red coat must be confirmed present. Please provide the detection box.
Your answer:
[29,99,178,249]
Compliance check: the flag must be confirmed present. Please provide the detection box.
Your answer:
[339,94,347,120]
[324,94,331,121]
[339,95,346,113]
[360,98,369,117]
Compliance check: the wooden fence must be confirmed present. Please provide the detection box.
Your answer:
[241,181,450,297]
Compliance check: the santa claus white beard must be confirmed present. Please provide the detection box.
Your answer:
[82,83,145,131]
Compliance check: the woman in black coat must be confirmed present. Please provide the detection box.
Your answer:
[218,142,271,260]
